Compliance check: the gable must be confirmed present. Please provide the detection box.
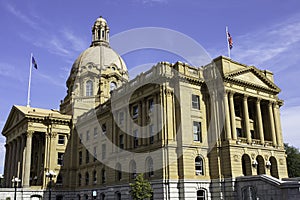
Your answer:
[234,72,270,88]
[224,67,280,92]
[2,106,25,135]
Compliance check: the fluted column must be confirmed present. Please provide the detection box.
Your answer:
[268,102,277,146]
[23,131,33,187]
[243,95,251,143]
[256,98,264,145]
[229,92,237,140]
[273,103,282,147]
[224,92,231,140]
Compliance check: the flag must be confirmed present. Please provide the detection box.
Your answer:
[32,56,38,69]
[227,32,233,49]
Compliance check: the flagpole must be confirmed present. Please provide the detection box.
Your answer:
[226,26,231,58]
[27,53,33,107]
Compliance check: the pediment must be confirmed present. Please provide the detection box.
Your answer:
[225,67,280,92]
[2,106,25,135]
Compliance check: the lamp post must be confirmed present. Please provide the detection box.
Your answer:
[46,170,56,200]
[11,177,21,200]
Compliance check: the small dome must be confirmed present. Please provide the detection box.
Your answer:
[72,45,127,72]
[95,16,107,24]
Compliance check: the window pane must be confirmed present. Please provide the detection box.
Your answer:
[192,95,200,110]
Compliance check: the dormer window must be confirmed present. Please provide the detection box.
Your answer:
[86,80,93,96]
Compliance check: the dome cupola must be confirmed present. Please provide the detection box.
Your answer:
[91,16,110,46]
[60,16,129,116]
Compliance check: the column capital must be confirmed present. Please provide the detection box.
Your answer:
[228,91,235,97]
[256,97,262,104]
[26,130,34,137]
[268,101,275,107]
[243,94,249,101]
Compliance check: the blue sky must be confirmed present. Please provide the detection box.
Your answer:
[1,0,300,173]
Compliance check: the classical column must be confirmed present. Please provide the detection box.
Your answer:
[273,103,282,147]
[229,92,237,140]
[11,140,17,181]
[243,95,251,143]
[4,143,12,187]
[224,92,232,140]
[23,131,33,187]
[268,102,277,146]
[256,98,264,145]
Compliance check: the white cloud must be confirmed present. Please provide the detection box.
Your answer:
[232,15,300,72]
[5,3,41,31]
[0,63,25,82]
[61,29,87,52]
[281,105,300,149]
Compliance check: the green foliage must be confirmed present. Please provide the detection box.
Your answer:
[284,143,300,177]
[129,174,153,200]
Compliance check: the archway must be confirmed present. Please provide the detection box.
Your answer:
[242,154,252,176]
[256,155,265,175]
[269,156,279,178]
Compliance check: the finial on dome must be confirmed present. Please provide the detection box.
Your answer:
[91,16,109,46]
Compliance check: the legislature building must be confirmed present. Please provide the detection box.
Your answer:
[1,17,300,200]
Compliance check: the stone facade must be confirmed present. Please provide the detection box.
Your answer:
[1,16,300,200]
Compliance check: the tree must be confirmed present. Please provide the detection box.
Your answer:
[129,174,153,200]
[284,143,300,177]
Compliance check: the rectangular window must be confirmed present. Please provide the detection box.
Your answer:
[193,121,202,142]
[102,144,106,160]
[79,151,82,165]
[149,99,154,113]
[93,147,97,162]
[134,130,138,148]
[94,127,98,138]
[132,105,138,119]
[149,125,154,144]
[79,133,83,144]
[86,130,90,141]
[86,149,89,164]
[236,128,243,137]
[102,124,107,134]
[119,134,124,149]
[192,94,200,110]
[57,152,64,166]
[119,112,124,125]
[58,134,65,145]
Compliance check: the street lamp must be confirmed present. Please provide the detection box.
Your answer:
[46,170,56,200]
[11,176,21,200]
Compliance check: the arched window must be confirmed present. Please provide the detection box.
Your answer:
[116,163,122,181]
[93,170,97,184]
[242,154,252,176]
[115,192,121,200]
[78,173,82,186]
[197,189,206,200]
[269,156,279,178]
[130,160,137,179]
[101,168,106,183]
[195,156,204,175]
[86,80,93,96]
[256,155,265,175]
[110,81,117,92]
[85,172,89,185]
[146,157,154,177]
